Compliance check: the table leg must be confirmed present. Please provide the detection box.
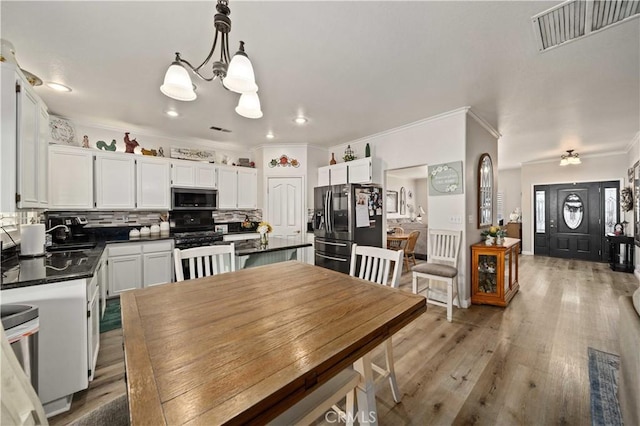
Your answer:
[354,353,378,426]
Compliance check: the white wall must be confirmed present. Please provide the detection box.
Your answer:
[498,168,522,223]
[626,133,640,279]
[520,152,628,254]
[414,178,428,221]
[329,107,474,302]
[464,115,499,304]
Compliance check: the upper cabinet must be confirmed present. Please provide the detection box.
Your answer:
[49,145,94,210]
[137,157,171,210]
[171,159,217,189]
[1,62,49,210]
[317,158,372,186]
[49,147,171,210]
[94,152,136,209]
[217,165,257,209]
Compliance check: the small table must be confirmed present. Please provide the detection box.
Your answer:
[121,261,426,425]
[606,234,635,273]
[387,234,410,250]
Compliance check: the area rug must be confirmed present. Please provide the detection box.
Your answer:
[100,298,121,333]
[588,347,622,426]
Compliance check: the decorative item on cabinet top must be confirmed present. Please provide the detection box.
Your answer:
[49,116,77,145]
[343,145,356,162]
[123,132,139,154]
[170,147,216,162]
[96,139,117,151]
[428,161,463,196]
[141,148,158,156]
[269,155,299,168]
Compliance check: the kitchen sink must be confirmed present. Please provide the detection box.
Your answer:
[47,242,97,252]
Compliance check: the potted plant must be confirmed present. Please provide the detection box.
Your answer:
[481,225,506,245]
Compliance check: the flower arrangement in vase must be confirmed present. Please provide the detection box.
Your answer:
[481,225,506,245]
[257,221,272,245]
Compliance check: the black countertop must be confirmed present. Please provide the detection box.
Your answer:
[233,237,312,256]
[1,243,107,290]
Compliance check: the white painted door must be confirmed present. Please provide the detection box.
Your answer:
[267,177,303,241]
[331,163,348,185]
[348,158,372,183]
[195,163,217,188]
[37,105,49,206]
[107,254,142,295]
[143,251,173,286]
[137,157,170,210]
[218,166,238,208]
[318,166,330,186]
[237,168,257,208]
[49,146,94,209]
[171,160,195,187]
[95,153,136,209]
[17,85,39,208]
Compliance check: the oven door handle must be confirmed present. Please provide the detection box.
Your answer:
[316,253,348,262]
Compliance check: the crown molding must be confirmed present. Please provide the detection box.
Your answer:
[625,131,640,153]
[467,109,501,139]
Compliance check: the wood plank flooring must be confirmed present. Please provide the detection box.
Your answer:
[49,256,638,425]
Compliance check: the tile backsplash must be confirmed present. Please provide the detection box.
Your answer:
[46,209,263,226]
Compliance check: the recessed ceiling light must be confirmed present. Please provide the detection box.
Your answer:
[266,132,275,139]
[294,116,308,125]
[165,110,179,117]
[46,82,72,92]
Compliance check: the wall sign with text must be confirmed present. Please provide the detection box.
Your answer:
[428,161,463,196]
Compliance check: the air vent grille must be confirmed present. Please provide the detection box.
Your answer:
[532,0,639,52]
[210,126,232,133]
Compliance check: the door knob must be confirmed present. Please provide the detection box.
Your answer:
[295,230,301,234]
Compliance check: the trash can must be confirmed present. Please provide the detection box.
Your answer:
[1,304,39,393]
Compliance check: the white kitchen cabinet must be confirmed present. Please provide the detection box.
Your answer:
[1,278,90,415]
[94,152,136,209]
[237,167,258,208]
[107,241,173,295]
[318,166,330,186]
[87,271,100,382]
[171,160,217,188]
[137,156,170,210]
[217,166,238,208]
[98,250,108,317]
[347,158,372,183]
[1,62,49,210]
[49,145,94,210]
[217,165,257,209]
[316,158,373,186]
[142,240,174,287]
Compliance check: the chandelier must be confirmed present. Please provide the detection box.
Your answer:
[159,0,262,119]
[559,149,581,166]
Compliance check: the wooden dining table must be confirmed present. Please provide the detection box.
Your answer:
[121,261,426,425]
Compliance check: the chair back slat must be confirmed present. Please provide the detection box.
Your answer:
[350,244,403,288]
[428,229,461,267]
[174,243,236,282]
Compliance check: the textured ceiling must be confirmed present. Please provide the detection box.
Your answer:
[1,1,638,169]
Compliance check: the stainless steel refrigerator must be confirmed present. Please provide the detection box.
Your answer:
[313,183,383,273]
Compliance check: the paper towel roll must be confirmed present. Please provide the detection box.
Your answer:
[20,224,45,257]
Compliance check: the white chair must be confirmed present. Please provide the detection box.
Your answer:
[412,229,461,322]
[350,244,404,403]
[174,243,236,282]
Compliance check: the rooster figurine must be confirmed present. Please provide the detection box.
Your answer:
[124,132,139,154]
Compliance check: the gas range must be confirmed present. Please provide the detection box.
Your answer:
[172,230,224,249]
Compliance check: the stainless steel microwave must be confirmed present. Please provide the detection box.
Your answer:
[171,188,218,210]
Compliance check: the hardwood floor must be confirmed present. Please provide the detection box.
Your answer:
[49,256,638,425]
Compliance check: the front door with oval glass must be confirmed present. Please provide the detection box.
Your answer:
[533,181,619,261]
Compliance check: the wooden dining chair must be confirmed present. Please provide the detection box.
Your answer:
[350,244,404,403]
[391,226,404,235]
[173,243,236,282]
[403,230,420,271]
[411,229,461,322]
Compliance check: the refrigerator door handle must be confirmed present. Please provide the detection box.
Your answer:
[316,240,348,247]
[316,253,348,262]
[327,189,332,233]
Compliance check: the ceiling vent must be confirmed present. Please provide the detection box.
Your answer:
[532,0,640,52]
[209,125,232,133]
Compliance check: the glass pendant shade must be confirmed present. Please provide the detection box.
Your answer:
[223,52,258,94]
[160,62,196,101]
[568,156,581,165]
[559,158,569,166]
[235,92,263,119]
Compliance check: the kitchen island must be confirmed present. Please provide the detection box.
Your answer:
[233,236,312,269]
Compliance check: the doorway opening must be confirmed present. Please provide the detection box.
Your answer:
[385,165,429,260]
[533,181,619,261]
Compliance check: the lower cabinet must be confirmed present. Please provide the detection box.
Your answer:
[107,240,173,296]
